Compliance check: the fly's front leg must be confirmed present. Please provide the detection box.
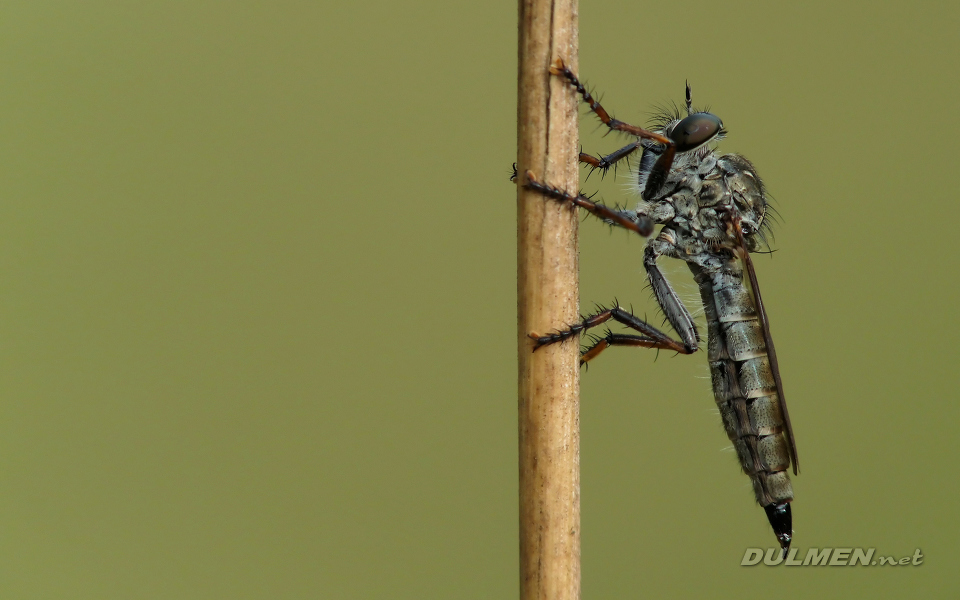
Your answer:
[579,141,643,178]
[523,171,653,236]
[530,303,694,365]
[550,58,670,145]
[550,58,677,199]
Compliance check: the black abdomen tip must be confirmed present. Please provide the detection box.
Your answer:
[764,502,792,556]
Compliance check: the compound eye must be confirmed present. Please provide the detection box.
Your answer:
[669,112,722,152]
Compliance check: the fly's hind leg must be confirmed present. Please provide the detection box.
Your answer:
[522,174,699,366]
[531,235,705,366]
[531,303,696,366]
[643,241,701,353]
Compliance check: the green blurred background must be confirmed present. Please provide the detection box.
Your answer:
[0,1,957,598]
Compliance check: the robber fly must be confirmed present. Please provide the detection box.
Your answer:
[521,58,799,554]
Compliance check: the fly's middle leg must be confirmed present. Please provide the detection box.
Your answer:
[522,171,653,236]
[522,174,698,366]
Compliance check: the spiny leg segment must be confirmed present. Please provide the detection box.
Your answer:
[530,304,696,365]
[523,171,652,237]
[579,142,643,176]
[520,58,707,366]
[550,58,668,142]
[522,172,701,366]
[551,58,676,199]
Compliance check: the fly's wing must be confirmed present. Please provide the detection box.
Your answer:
[734,221,800,475]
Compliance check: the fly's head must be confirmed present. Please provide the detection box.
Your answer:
[638,94,726,200]
[662,111,725,155]
[649,88,727,157]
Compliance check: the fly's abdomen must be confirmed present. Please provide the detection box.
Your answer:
[693,266,794,508]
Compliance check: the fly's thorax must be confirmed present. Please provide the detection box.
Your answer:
[639,151,768,254]
[635,145,715,214]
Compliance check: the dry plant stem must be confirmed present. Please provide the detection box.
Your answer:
[516,1,580,599]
